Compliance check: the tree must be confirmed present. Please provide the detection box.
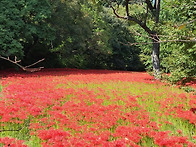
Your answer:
[158,0,196,83]
[93,0,195,80]
[49,0,95,68]
[105,0,162,79]
[50,0,143,70]
[0,0,54,63]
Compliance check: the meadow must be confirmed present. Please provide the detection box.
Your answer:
[0,68,195,147]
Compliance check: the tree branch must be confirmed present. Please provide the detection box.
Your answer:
[155,0,161,23]
[0,56,25,70]
[154,0,157,9]
[110,5,126,19]
[125,0,129,17]
[146,0,155,12]
[110,4,153,35]
[0,55,45,72]
[129,27,196,43]
[129,27,158,41]
[24,58,45,68]
[121,39,196,46]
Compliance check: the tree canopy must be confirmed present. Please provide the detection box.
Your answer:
[0,0,195,83]
[0,0,54,58]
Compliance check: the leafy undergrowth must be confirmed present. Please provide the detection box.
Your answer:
[177,80,196,94]
[0,68,195,146]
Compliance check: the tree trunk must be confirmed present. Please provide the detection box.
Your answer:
[111,0,162,79]
[151,34,161,79]
[152,0,161,79]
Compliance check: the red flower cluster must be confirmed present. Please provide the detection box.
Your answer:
[0,137,27,147]
[0,68,195,146]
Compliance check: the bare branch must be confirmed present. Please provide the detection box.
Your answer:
[129,28,159,42]
[0,55,45,72]
[110,5,126,19]
[152,34,191,39]
[0,55,25,70]
[24,67,44,72]
[110,4,153,35]
[15,56,21,63]
[121,39,196,46]
[25,58,45,68]
[129,27,196,42]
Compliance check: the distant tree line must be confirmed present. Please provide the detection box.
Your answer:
[0,0,195,83]
[0,0,144,71]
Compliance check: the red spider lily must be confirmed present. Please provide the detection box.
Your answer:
[0,137,27,147]
[0,68,195,146]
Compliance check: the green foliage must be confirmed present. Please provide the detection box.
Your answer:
[0,0,24,57]
[50,1,144,70]
[0,0,143,70]
[49,0,95,68]
[84,6,143,70]
[129,0,196,82]
[162,43,196,83]
[181,86,196,94]
[104,13,144,70]
[1,0,194,81]
[0,0,54,59]
[159,0,196,83]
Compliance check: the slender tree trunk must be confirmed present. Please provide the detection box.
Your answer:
[151,34,161,79]
[152,0,161,79]
[155,0,161,23]
[111,0,162,79]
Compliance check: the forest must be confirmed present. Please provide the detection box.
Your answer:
[0,0,195,82]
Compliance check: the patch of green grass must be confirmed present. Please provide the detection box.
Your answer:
[0,84,2,92]
[0,119,31,141]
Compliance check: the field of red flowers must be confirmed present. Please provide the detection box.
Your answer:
[0,68,195,146]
